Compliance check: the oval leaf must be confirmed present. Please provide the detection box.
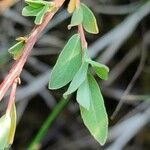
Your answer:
[77,76,91,110]
[68,5,83,29]
[7,103,17,147]
[81,3,99,34]
[22,6,43,16]
[63,62,88,98]
[49,34,82,89]
[80,74,108,145]
[0,114,11,149]
[88,59,109,80]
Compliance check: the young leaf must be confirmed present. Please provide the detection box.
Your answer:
[34,4,49,25]
[25,0,45,8]
[88,59,109,80]
[68,5,83,29]
[7,103,17,147]
[81,3,99,34]
[80,74,108,145]
[25,0,54,9]
[67,0,76,13]
[22,6,43,16]
[0,114,11,149]
[49,34,82,89]
[63,62,88,98]
[8,41,25,60]
[77,76,91,110]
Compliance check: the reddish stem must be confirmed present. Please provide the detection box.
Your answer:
[78,25,87,49]
[77,0,87,50]
[6,78,18,114]
[0,0,65,102]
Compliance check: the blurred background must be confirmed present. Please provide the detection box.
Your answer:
[0,0,150,149]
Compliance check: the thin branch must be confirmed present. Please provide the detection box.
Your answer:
[6,77,18,114]
[0,0,65,102]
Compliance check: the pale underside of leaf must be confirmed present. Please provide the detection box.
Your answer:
[7,103,17,146]
[80,74,108,145]
[68,5,83,29]
[49,34,82,89]
[77,76,91,110]
[0,114,11,149]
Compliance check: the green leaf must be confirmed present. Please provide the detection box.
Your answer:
[80,74,108,145]
[77,76,91,110]
[8,41,24,60]
[0,114,11,149]
[25,0,44,8]
[25,0,54,9]
[22,6,43,16]
[7,103,17,147]
[81,3,99,34]
[49,34,82,89]
[88,59,109,80]
[34,5,49,25]
[63,62,88,98]
[68,5,83,29]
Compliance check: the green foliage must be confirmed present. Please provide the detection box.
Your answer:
[63,61,88,97]
[22,0,55,25]
[87,59,109,80]
[7,103,17,147]
[69,3,99,34]
[49,34,82,89]
[49,2,109,146]
[34,4,49,25]
[0,103,16,149]
[77,76,91,110]
[3,0,109,147]
[68,5,83,29]
[8,38,26,60]
[80,74,108,145]
[81,3,99,34]
[22,6,43,16]
[0,114,11,149]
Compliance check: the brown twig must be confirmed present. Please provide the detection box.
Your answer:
[0,0,65,102]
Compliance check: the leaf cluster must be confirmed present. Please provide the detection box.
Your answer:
[49,32,109,144]
[48,2,109,144]
[5,0,109,147]
[22,0,55,25]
